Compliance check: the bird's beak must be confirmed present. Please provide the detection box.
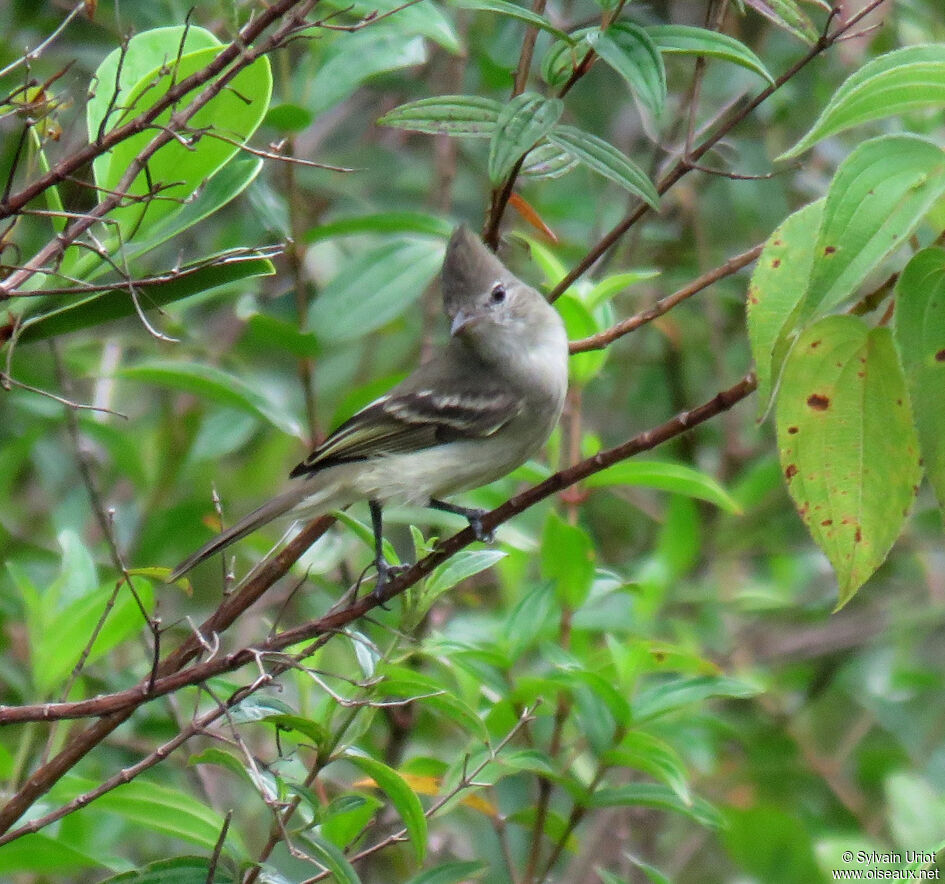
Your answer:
[450,308,476,337]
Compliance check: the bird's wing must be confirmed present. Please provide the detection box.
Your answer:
[289,387,523,478]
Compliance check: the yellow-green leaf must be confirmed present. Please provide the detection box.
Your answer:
[776,316,921,608]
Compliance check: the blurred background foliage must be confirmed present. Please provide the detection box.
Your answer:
[2,0,945,882]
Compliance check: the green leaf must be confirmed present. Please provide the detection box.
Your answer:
[746,200,825,412]
[488,92,564,185]
[556,292,608,386]
[310,29,427,115]
[541,512,595,607]
[894,248,945,512]
[741,0,819,44]
[453,0,574,44]
[547,125,660,208]
[378,94,503,137]
[264,102,313,132]
[306,212,452,243]
[590,23,666,118]
[0,833,102,875]
[585,269,660,310]
[777,316,921,607]
[17,252,275,344]
[302,833,363,884]
[603,732,691,805]
[803,136,945,318]
[780,45,945,160]
[320,793,383,849]
[189,747,256,785]
[118,361,302,437]
[404,861,488,884]
[585,460,741,513]
[96,44,272,241]
[376,668,489,739]
[633,675,760,722]
[96,857,237,883]
[109,157,264,269]
[646,24,774,84]
[321,0,460,52]
[588,783,721,827]
[52,775,244,856]
[540,28,595,88]
[87,26,221,178]
[520,140,581,180]
[309,239,444,341]
[32,577,155,695]
[424,550,508,602]
[345,755,428,862]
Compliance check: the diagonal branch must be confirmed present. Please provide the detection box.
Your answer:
[549,0,890,300]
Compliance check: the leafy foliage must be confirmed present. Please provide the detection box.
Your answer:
[2,1,945,883]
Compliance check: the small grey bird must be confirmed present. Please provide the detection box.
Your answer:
[169,225,570,591]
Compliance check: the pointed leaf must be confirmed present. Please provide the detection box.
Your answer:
[97,46,272,240]
[345,755,427,862]
[118,361,302,437]
[588,783,721,827]
[96,857,237,884]
[378,94,503,136]
[520,140,580,180]
[540,28,595,87]
[590,23,666,118]
[781,45,945,160]
[306,212,452,243]
[547,125,660,208]
[488,92,564,185]
[647,24,774,84]
[777,317,921,607]
[741,0,818,44]
[802,135,945,318]
[310,30,427,115]
[746,200,824,411]
[404,861,488,884]
[893,248,945,512]
[585,460,741,513]
[453,0,574,44]
[321,0,460,51]
[308,239,444,341]
[17,253,275,344]
[302,834,362,884]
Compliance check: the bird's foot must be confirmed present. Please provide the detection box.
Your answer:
[371,559,409,607]
[466,509,495,544]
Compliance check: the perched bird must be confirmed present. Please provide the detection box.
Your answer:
[169,225,570,592]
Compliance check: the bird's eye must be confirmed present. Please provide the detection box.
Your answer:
[490,283,506,303]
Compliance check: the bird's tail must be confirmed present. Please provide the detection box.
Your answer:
[168,479,337,582]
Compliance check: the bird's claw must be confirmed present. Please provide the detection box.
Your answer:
[371,560,409,606]
[467,511,495,544]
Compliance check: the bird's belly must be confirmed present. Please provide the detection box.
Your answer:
[349,434,536,506]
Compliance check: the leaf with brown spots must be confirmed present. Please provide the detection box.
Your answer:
[746,199,824,414]
[777,315,921,608]
[801,135,945,320]
[894,247,945,511]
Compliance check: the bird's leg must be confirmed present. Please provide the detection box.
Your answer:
[428,498,495,543]
[368,499,406,602]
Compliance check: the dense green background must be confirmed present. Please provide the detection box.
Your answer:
[2,0,945,881]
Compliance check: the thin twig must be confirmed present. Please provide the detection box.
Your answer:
[568,243,763,352]
[549,0,889,300]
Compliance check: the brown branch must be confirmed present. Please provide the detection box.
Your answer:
[1,0,319,297]
[0,514,336,835]
[511,0,548,96]
[549,0,890,300]
[568,242,763,353]
[0,0,313,225]
[0,370,758,730]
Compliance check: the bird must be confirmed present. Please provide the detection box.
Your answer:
[168,225,570,594]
